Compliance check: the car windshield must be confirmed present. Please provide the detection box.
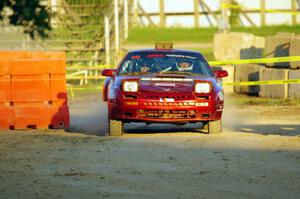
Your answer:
[118,52,214,76]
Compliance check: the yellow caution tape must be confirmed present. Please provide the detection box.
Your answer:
[221,3,300,15]
[70,86,75,101]
[67,76,105,80]
[67,87,102,90]
[221,3,241,9]
[66,79,300,93]
[66,56,300,70]
[67,65,112,70]
[223,79,300,86]
[266,9,300,15]
[209,56,300,66]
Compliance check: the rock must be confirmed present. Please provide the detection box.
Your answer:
[265,36,291,68]
[234,64,265,95]
[288,70,300,99]
[213,32,265,61]
[259,68,289,98]
[289,37,300,69]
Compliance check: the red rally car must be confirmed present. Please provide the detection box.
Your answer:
[102,44,228,136]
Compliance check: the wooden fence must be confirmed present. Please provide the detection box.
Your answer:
[49,0,135,65]
[137,0,300,28]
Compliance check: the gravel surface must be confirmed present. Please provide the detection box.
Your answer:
[0,97,300,199]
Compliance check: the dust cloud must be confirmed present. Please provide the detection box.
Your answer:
[68,94,244,135]
[69,100,108,136]
[222,95,246,132]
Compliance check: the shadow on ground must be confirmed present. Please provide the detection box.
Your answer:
[125,123,206,134]
[230,124,300,136]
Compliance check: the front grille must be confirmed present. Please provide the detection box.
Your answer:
[137,109,196,119]
[140,93,193,100]
[143,102,195,106]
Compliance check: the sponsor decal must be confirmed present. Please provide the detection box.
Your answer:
[131,55,140,59]
[166,54,197,59]
[155,83,176,87]
[146,54,165,58]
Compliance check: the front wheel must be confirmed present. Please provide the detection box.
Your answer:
[109,120,124,136]
[207,120,222,134]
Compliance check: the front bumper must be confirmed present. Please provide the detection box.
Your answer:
[108,98,223,123]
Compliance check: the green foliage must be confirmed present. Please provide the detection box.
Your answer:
[0,0,51,38]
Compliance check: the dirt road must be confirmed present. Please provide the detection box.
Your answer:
[0,97,300,199]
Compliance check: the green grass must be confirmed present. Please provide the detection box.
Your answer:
[126,25,300,44]
[231,25,300,37]
[126,25,300,61]
[190,48,214,61]
[126,26,218,44]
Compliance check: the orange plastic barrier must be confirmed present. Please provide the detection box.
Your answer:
[0,51,69,130]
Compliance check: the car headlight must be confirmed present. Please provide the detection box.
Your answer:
[195,83,211,93]
[123,81,138,92]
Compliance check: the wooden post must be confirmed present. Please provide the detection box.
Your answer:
[51,0,58,12]
[200,0,219,24]
[114,0,120,65]
[291,0,297,25]
[159,0,165,27]
[260,0,266,26]
[133,0,139,24]
[124,0,129,39]
[138,3,155,26]
[194,0,200,28]
[221,0,230,32]
[104,15,110,66]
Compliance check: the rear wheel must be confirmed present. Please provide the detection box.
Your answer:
[109,120,124,136]
[208,120,222,134]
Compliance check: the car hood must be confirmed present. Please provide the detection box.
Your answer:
[117,74,216,93]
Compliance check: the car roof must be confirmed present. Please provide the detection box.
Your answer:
[128,48,202,55]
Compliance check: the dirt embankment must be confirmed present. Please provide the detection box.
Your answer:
[0,97,300,199]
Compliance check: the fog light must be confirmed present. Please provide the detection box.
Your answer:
[196,102,209,107]
[126,102,138,106]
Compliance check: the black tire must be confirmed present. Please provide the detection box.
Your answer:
[109,120,124,136]
[208,120,222,134]
[202,122,208,131]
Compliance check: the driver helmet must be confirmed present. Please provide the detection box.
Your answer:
[140,60,151,72]
[177,60,193,71]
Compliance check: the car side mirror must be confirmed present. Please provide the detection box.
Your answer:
[102,69,116,77]
[214,70,228,78]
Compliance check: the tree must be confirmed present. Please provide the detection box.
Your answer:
[0,0,51,38]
